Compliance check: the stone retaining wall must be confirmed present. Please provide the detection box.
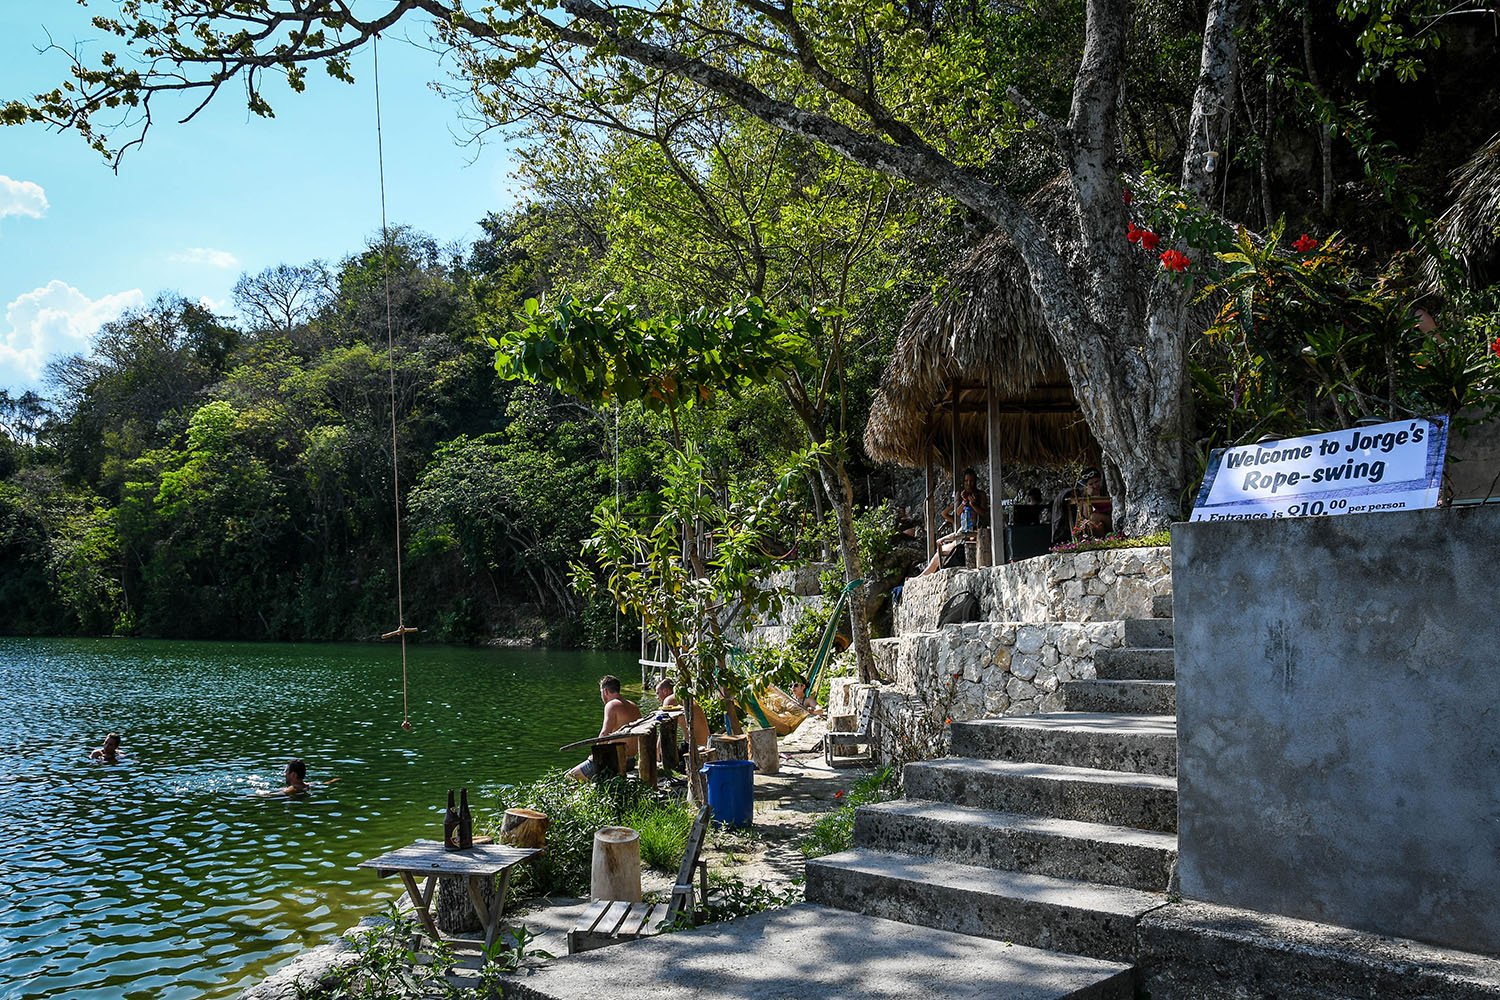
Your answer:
[896,547,1171,633]
[868,621,1125,763]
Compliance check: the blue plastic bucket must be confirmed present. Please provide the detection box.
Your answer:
[700,759,756,827]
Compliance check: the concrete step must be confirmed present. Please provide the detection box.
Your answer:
[1094,646,1175,680]
[904,757,1178,833]
[505,903,1138,1000]
[855,799,1177,891]
[807,848,1166,963]
[951,713,1177,777]
[1123,617,1174,648]
[1152,593,1173,618]
[1063,679,1177,715]
[1139,899,1500,999]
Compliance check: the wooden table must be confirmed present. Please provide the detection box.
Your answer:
[358,840,540,953]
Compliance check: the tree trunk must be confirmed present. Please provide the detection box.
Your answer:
[816,452,876,683]
[499,808,549,849]
[747,727,779,775]
[709,733,749,760]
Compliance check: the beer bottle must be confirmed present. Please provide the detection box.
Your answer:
[443,789,461,850]
[458,788,473,850]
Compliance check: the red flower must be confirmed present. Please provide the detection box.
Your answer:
[1126,223,1160,251]
[1293,233,1319,253]
[1491,336,1500,359]
[1160,249,1191,272]
[1122,188,1133,205]
[834,790,845,799]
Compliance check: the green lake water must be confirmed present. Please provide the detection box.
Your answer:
[0,637,633,1000]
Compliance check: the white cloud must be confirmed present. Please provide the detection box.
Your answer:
[1,281,145,385]
[171,247,240,269]
[0,176,49,221]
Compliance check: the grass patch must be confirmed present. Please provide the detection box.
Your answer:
[799,766,898,859]
[624,797,695,872]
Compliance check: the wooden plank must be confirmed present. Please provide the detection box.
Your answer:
[579,900,610,934]
[603,900,633,937]
[924,444,936,560]
[623,903,656,938]
[362,841,539,878]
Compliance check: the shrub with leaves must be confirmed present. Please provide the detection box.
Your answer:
[799,767,899,859]
[481,771,669,899]
[306,903,458,1000]
[1049,531,1172,554]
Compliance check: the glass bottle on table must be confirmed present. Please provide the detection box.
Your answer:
[443,789,461,850]
[458,788,474,849]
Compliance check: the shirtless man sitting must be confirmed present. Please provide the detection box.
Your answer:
[568,675,643,782]
[655,677,710,755]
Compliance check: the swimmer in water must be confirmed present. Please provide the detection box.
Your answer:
[90,733,122,764]
[259,758,339,797]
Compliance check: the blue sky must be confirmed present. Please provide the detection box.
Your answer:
[0,5,521,394]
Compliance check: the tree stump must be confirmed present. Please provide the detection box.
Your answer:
[500,808,549,849]
[590,827,642,901]
[708,733,749,761]
[747,727,779,775]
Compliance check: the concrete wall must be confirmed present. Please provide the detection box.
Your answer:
[1173,504,1500,956]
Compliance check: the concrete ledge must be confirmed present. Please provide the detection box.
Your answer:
[1139,899,1500,1000]
[503,903,1137,1000]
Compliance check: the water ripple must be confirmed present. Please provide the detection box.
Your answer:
[0,637,628,1000]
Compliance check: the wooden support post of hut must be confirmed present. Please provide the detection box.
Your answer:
[987,383,1008,566]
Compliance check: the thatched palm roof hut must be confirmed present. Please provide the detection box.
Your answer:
[1437,131,1500,287]
[864,178,1099,560]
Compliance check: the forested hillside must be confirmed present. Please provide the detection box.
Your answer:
[2,0,1497,644]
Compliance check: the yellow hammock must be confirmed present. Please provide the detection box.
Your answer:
[740,579,863,736]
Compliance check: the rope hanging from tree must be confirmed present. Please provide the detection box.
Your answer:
[372,34,417,731]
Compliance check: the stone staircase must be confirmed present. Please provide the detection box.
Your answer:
[807,592,1178,982]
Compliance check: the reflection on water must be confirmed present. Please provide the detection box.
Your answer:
[0,638,629,1000]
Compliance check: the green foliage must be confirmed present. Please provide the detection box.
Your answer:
[691,875,804,925]
[1195,225,1500,442]
[1049,531,1173,554]
[799,767,899,859]
[481,771,674,899]
[623,798,696,872]
[308,903,459,1000]
[491,296,817,414]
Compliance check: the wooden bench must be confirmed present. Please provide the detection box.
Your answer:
[824,692,877,767]
[566,804,712,954]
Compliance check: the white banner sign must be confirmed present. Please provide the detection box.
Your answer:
[1190,416,1449,522]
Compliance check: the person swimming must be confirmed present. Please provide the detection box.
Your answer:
[89,733,122,764]
[258,758,338,797]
